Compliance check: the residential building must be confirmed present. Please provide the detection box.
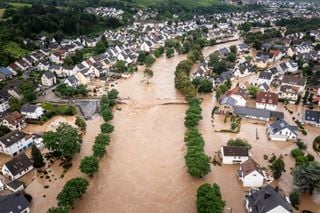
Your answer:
[6,179,25,193]
[257,71,273,86]
[41,72,57,87]
[224,86,248,107]
[246,185,293,213]
[267,119,298,141]
[303,110,320,127]
[0,67,14,81]
[281,75,306,93]
[256,92,278,111]
[0,192,31,213]
[20,104,44,120]
[2,153,33,180]
[219,96,237,114]
[237,158,266,187]
[0,97,9,113]
[0,130,33,156]
[1,111,26,131]
[64,75,80,87]
[220,146,249,164]
[234,106,283,121]
[278,85,299,102]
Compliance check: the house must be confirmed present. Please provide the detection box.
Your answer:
[256,92,278,111]
[220,146,249,164]
[41,72,57,87]
[0,192,31,213]
[233,62,255,78]
[234,106,284,121]
[75,68,91,85]
[219,96,237,114]
[2,153,33,180]
[224,86,248,107]
[267,119,298,141]
[0,96,9,113]
[258,82,269,92]
[303,110,320,127]
[1,111,26,131]
[6,179,25,192]
[0,130,33,156]
[237,158,266,187]
[0,67,14,81]
[281,75,306,93]
[246,185,293,213]
[20,104,44,120]
[278,85,299,102]
[257,71,273,86]
[64,76,80,87]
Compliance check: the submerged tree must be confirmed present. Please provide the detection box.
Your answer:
[31,144,45,168]
[269,155,286,179]
[293,161,320,195]
[196,183,225,213]
[143,68,154,84]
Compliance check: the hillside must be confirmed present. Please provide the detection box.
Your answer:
[123,0,223,8]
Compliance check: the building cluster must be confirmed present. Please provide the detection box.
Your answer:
[84,7,124,19]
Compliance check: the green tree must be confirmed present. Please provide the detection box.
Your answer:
[166,47,174,58]
[43,124,81,159]
[144,55,156,67]
[247,85,261,98]
[196,183,225,213]
[313,136,320,152]
[79,156,99,176]
[181,40,191,53]
[92,143,107,159]
[227,138,252,150]
[144,68,154,84]
[0,125,11,137]
[269,155,286,179]
[57,177,89,208]
[293,161,320,194]
[95,133,110,146]
[102,107,113,122]
[8,97,23,112]
[227,52,237,62]
[31,144,45,168]
[230,45,237,54]
[115,60,126,73]
[137,51,146,64]
[242,22,252,32]
[47,206,70,213]
[100,123,114,134]
[75,117,86,131]
[153,47,164,58]
[94,40,107,55]
[289,191,300,209]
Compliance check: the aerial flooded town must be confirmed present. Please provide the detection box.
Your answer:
[0,0,320,212]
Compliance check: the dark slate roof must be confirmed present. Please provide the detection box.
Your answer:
[304,110,320,124]
[268,119,297,135]
[270,111,284,120]
[258,71,272,80]
[247,185,293,213]
[282,75,306,86]
[0,193,30,213]
[220,96,236,107]
[21,104,39,113]
[4,153,33,176]
[0,67,13,76]
[0,130,28,147]
[234,106,270,119]
[43,72,55,79]
[6,180,24,190]
[222,146,248,157]
[66,76,78,85]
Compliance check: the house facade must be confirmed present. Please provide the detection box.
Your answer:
[2,153,33,180]
[41,72,57,87]
[237,158,266,187]
[0,130,33,156]
[1,111,26,131]
[21,105,44,120]
[220,146,249,164]
[256,92,278,111]
[0,192,31,213]
[267,119,298,141]
[303,110,320,127]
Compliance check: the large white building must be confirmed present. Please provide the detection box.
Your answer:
[2,153,33,180]
[20,104,44,120]
[220,146,249,164]
[237,158,266,187]
[256,92,279,111]
[0,130,33,156]
[267,119,298,141]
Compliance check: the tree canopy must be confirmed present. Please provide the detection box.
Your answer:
[196,183,225,213]
[79,156,99,176]
[293,161,320,195]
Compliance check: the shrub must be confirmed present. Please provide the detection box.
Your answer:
[291,148,304,158]
[313,136,320,152]
[227,138,252,150]
[100,123,114,134]
[289,191,300,209]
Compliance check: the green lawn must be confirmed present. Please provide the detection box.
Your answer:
[9,2,32,8]
[129,0,222,8]
[0,9,5,19]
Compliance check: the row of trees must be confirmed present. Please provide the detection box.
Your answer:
[55,84,88,97]
[184,99,211,178]
[196,183,225,213]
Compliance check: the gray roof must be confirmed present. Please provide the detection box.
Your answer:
[43,72,55,79]
[220,96,236,107]
[0,193,30,213]
[4,153,33,176]
[65,76,79,85]
[268,119,297,135]
[258,71,272,80]
[0,130,29,147]
[6,180,24,190]
[234,106,271,119]
[21,104,39,113]
[247,185,293,213]
[304,110,320,124]
[222,146,248,157]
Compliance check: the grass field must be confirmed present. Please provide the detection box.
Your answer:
[9,2,32,8]
[0,9,5,19]
[130,0,222,8]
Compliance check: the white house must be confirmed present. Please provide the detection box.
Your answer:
[0,97,9,112]
[41,72,57,87]
[1,111,26,131]
[237,158,266,187]
[64,76,80,87]
[267,119,298,141]
[2,153,33,180]
[256,92,278,111]
[6,179,25,192]
[278,85,299,102]
[257,71,273,86]
[246,185,293,213]
[281,75,306,94]
[224,86,248,107]
[220,146,249,164]
[0,130,33,156]
[20,104,44,120]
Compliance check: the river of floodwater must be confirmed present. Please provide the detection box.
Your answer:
[26,40,320,212]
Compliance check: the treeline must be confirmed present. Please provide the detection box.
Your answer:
[276,17,320,34]
[244,28,282,50]
[55,84,88,97]
[184,99,211,178]
[196,183,225,213]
